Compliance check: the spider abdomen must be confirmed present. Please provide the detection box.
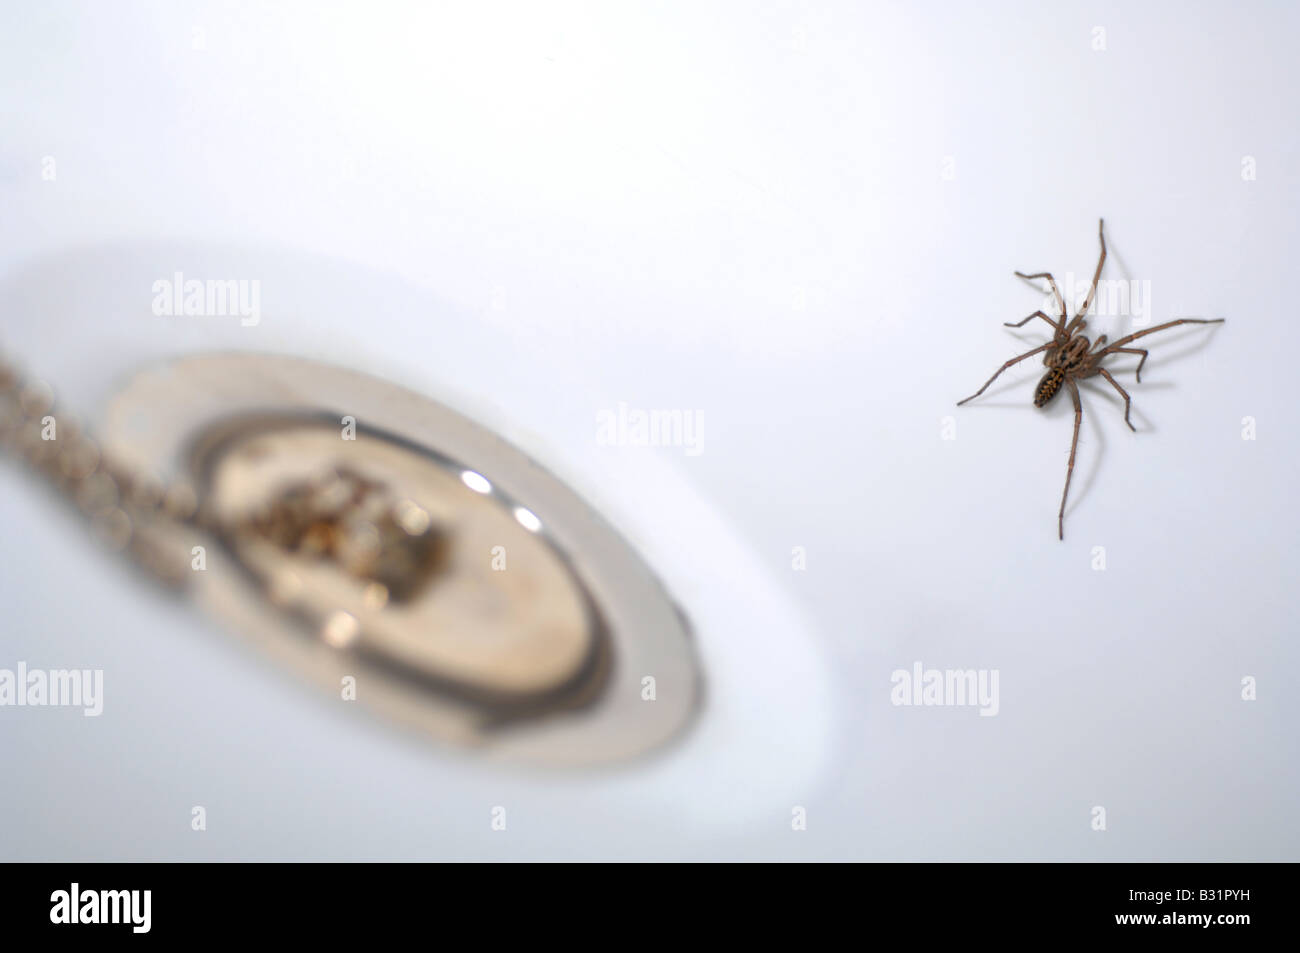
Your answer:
[1034,367,1065,407]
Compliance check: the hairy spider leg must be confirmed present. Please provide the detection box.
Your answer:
[1095,366,1136,431]
[956,343,1053,406]
[1004,310,1064,337]
[1101,318,1224,353]
[1068,219,1107,335]
[1106,346,1149,382]
[1059,379,1084,540]
[1014,271,1067,327]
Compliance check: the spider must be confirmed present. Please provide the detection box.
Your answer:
[956,219,1225,540]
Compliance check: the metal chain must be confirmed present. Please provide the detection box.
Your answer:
[0,351,199,587]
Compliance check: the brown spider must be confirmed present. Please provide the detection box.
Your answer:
[957,219,1225,540]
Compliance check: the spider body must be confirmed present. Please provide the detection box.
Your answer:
[1034,335,1093,406]
[1033,366,1068,406]
[957,219,1225,539]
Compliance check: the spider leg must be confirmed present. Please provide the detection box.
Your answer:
[1058,379,1083,541]
[1106,346,1149,382]
[1074,218,1107,321]
[1014,271,1067,325]
[1101,317,1224,352]
[1096,367,1136,431]
[1004,310,1062,335]
[956,343,1053,405]
[1091,334,1109,351]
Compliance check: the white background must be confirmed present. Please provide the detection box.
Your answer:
[1,1,1296,860]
